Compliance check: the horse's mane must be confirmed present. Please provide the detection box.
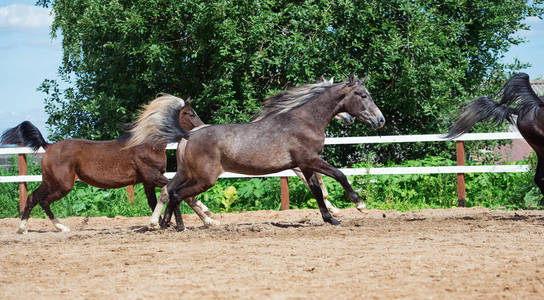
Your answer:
[499,73,543,116]
[123,94,187,149]
[253,80,336,121]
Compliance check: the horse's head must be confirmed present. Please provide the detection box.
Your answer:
[340,74,385,130]
[179,97,205,130]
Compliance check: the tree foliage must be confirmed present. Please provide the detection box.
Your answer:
[38,0,543,163]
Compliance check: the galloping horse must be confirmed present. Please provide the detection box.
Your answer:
[1,95,202,233]
[150,74,385,231]
[447,73,544,198]
[161,110,356,228]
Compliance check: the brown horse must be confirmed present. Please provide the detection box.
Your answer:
[150,75,385,231]
[1,95,203,233]
[447,73,544,198]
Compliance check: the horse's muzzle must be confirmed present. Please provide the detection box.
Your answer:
[343,115,355,125]
[370,116,385,129]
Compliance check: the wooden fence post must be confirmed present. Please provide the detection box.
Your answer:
[126,185,135,205]
[456,140,467,207]
[18,153,28,213]
[280,177,289,210]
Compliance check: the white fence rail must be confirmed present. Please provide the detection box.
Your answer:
[1,165,530,183]
[0,132,529,183]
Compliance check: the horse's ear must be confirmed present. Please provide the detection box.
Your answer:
[362,76,368,84]
[186,96,191,104]
[320,75,325,81]
[348,73,356,86]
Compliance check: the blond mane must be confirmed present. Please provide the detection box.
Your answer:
[123,94,186,149]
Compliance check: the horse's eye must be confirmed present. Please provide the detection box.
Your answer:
[362,94,368,99]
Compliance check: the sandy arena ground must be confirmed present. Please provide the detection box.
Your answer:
[1,207,544,299]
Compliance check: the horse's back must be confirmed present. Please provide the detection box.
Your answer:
[184,121,304,175]
[41,138,141,188]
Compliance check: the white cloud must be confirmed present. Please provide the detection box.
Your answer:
[0,4,53,29]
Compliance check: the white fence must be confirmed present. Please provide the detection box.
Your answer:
[0,132,530,183]
[0,131,531,209]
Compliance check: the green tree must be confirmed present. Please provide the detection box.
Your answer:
[38,0,543,164]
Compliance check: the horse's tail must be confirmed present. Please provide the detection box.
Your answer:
[0,121,49,151]
[123,94,190,149]
[445,96,517,139]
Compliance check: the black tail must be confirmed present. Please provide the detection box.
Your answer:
[445,96,517,139]
[0,121,49,151]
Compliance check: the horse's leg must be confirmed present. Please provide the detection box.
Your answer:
[163,197,212,231]
[147,173,185,230]
[159,194,182,230]
[160,196,218,227]
[195,199,213,217]
[17,184,47,234]
[301,170,340,225]
[186,197,220,227]
[150,187,170,229]
[150,173,187,229]
[143,183,158,212]
[156,181,215,231]
[293,167,339,216]
[144,183,169,226]
[534,155,544,201]
[41,180,73,232]
[161,190,189,231]
[316,173,340,216]
[42,202,70,233]
[300,158,366,211]
[171,203,185,232]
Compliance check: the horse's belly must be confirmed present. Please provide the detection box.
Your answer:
[221,155,294,175]
[77,174,137,189]
[76,166,138,189]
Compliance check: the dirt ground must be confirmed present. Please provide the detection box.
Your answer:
[1,207,544,299]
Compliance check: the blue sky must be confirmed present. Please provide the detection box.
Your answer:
[0,1,543,139]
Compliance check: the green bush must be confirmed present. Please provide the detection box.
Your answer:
[347,155,537,211]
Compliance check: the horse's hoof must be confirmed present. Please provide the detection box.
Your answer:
[175,225,186,232]
[356,202,367,212]
[203,217,220,227]
[326,218,341,226]
[149,222,160,230]
[55,224,71,232]
[16,228,27,234]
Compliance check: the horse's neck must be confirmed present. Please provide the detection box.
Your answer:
[296,86,345,132]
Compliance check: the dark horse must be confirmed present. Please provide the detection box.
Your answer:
[447,73,544,198]
[150,75,385,230]
[1,95,202,233]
